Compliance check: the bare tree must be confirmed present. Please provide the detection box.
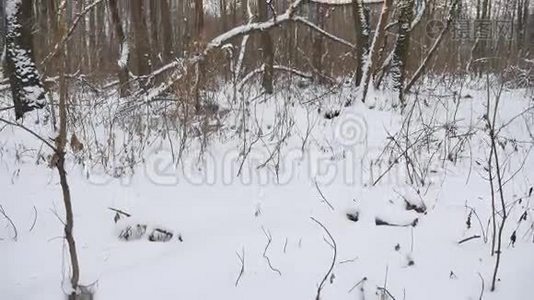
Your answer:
[55,6,81,298]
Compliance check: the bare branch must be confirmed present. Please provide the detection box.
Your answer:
[235,247,245,287]
[458,235,481,245]
[293,17,356,49]
[108,207,132,218]
[29,206,37,232]
[314,181,335,211]
[310,217,337,300]
[0,117,57,152]
[0,205,18,241]
[348,277,367,293]
[262,227,282,276]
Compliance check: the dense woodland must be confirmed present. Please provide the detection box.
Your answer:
[1,1,534,299]
[1,0,534,117]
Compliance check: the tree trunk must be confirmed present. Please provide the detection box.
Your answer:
[0,0,5,57]
[109,0,129,97]
[88,2,97,72]
[76,0,87,72]
[312,3,326,83]
[58,59,80,300]
[193,0,206,111]
[391,0,415,106]
[404,0,460,93]
[5,0,46,119]
[195,0,204,40]
[360,0,392,103]
[470,0,492,74]
[37,0,49,59]
[160,0,174,62]
[259,0,274,94]
[176,0,185,56]
[46,0,58,75]
[517,0,529,53]
[95,1,106,69]
[149,0,160,68]
[129,0,151,89]
[352,0,370,86]
[56,7,81,299]
[220,0,228,31]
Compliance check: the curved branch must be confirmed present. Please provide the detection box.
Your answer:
[311,217,337,300]
[0,117,57,152]
[293,17,356,49]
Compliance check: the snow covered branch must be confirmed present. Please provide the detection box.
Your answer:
[140,0,365,101]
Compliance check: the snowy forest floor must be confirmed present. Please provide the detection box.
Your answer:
[1,79,534,300]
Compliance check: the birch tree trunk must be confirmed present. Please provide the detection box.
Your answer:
[109,0,129,97]
[352,0,370,86]
[360,0,392,103]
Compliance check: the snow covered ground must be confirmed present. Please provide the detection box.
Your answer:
[1,82,533,299]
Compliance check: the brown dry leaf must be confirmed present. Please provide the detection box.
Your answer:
[70,133,84,153]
